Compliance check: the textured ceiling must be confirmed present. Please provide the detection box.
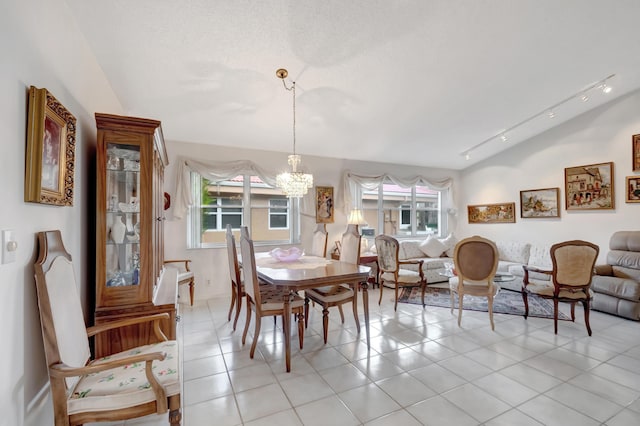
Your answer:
[67,0,640,170]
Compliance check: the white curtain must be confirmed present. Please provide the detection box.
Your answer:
[173,156,313,219]
[341,170,455,215]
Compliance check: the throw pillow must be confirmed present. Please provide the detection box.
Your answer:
[419,236,446,258]
[438,233,458,257]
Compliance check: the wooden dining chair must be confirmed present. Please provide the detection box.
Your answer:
[308,223,328,258]
[239,226,305,358]
[450,236,500,330]
[225,225,246,331]
[34,230,181,425]
[304,225,361,343]
[163,259,195,305]
[522,240,599,335]
[375,234,426,311]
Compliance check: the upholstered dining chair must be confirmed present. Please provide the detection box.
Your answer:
[239,226,305,358]
[375,234,426,311]
[450,236,500,330]
[225,224,246,331]
[308,223,328,258]
[163,259,195,305]
[522,240,599,335]
[304,224,361,343]
[34,230,181,425]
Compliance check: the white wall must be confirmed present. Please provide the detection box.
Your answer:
[0,1,122,425]
[163,142,459,301]
[458,89,640,262]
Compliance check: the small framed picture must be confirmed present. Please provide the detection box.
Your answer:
[520,188,560,218]
[633,134,640,172]
[467,202,516,224]
[315,186,334,223]
[25,86,76,205]
[564,162,614,210]
[626,176,640,203]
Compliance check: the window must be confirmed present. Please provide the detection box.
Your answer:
[362,180,443,237]
[189,173,298,247]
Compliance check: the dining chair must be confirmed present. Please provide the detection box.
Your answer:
[164,259,195,305]
[239,226,305,358]
[375,234,426,311]
[522,240,599,335]
[308,223,328,258]
[34,230,181,425]
[450,235,500,330]
[304,224,361,343]
[225,224,245,331]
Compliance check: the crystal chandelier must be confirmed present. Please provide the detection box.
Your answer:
[275,68,313,198]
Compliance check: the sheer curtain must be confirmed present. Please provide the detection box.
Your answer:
[173,156,314,219]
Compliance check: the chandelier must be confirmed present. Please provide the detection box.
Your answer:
[275,68,313,198]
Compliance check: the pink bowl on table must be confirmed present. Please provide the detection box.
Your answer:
[269,247,303,262]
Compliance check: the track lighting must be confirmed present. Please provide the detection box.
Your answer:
[459,74,615,161]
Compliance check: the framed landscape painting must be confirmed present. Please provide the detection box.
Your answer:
[564,162,614,210]
[467,202,516,224]
[520,188,560,218]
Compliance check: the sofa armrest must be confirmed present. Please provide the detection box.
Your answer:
[594,264,613,276]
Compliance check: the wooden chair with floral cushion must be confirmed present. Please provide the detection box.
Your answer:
[375,234,426,311]
[239,226,305,358]
[34,230,181,426]
[522,240,599,335]
[304,225,361,343]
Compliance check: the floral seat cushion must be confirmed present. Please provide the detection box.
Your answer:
[68,341,180,415]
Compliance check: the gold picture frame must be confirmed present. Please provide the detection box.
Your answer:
[467,202,516,224]
[626,176,640,203]
[25,86,76,205]
[519,188,560,218]
[315,186,334,223]
[633,134,640,172]
[564,161,614,210]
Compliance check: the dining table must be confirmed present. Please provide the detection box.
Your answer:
[253,253,371,372]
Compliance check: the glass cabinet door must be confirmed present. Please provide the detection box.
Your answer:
[105,143,141,287]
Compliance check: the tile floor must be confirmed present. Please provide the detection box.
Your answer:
[94,288,640,425]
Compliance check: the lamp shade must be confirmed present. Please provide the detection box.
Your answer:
[347,209,367,225]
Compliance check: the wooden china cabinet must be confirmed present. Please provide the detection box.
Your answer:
[94,113,176,358]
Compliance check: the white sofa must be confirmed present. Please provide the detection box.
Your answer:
[381,238,553,292]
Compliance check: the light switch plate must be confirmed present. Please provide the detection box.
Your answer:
[1,230,17,264]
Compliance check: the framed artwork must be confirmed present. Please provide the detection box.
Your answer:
[626,176,640,203]
[564,161,614,210]
[634,134,640,172]
[315,186,334,223]
[520,188,560,218]
[467,202,516,224]
[25,86,76,205]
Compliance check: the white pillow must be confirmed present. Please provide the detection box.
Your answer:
[419,236,446,258]
[438,233,458,258]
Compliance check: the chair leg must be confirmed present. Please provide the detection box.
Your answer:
[553,298,559,334]
[322,306,329,344]
[188,278,195,306]
[242,298,252,345]
[297,311,305,349]
[337,304,345,323]
[304,297,310,329]
[232,293,243,332]
[352,295,360,334]
[378,279,384,305]
[488,294,495,331]
[250,313,261,358]
[457,293,463,327]
[450,289,454,314]
[394,285,399,311]
[228,287,237,321]
[522,291,529,319]
[583,299,592,336]
[168,394,182,426]
[570,302,576,322]
[420,282,426,308]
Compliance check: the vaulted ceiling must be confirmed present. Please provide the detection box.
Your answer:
[67,0,640,170]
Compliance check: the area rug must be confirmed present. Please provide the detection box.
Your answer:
[397,287,570,320]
